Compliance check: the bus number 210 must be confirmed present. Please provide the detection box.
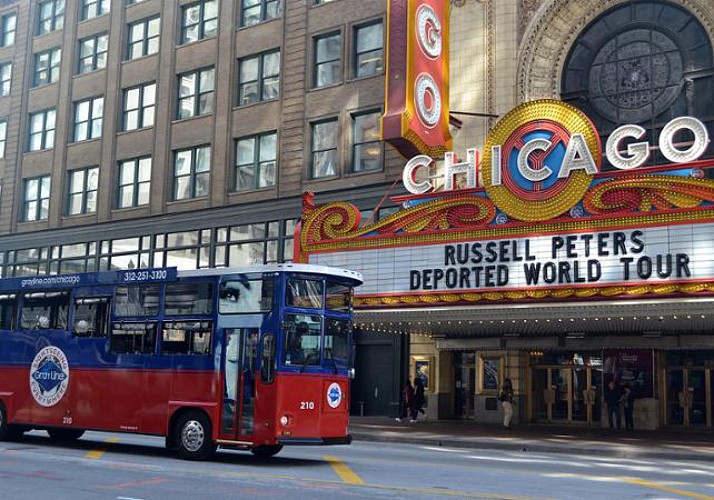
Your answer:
[300,401,315,410]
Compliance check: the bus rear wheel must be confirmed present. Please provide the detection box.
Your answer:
[47,428,85,441]
[250,445,283,458]
[176,410,216,461]
[0,403,24,441]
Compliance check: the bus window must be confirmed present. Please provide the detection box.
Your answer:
[219,276,274,314]
[283,313,321,366]
[110,321,157,354]
[324,318,351,364]
[0,294,17,330]
[164,282,213,316]
[73,297,110,338]
[326,282,352,312]
[21,292,69,330]
[160,320,212,355]
[286,278,323,309]
[114,285,160,317]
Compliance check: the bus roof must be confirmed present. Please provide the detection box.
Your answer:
[0,264,362,293]
[178,263,363,284]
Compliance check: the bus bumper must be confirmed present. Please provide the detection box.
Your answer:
[277,435,352,446]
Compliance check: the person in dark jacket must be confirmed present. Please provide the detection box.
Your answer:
[622,384,635,430]
[499,378,515,429]
[396,380,414,422]
[411,378,426,422]
[604,380,622,430]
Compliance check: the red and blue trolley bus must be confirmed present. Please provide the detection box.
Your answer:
[0,264,362,459]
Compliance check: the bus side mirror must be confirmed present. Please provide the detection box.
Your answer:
[261,333,275,384]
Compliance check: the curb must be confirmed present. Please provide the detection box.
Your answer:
[350,432,714,463]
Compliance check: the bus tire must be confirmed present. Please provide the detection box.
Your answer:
[47,428,85,441]
[250,445,283,458]
[176,410,216,461]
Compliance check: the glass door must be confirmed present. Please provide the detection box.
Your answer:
[689,369,707,427]
[220,328,258,440]
[454,352,476,419]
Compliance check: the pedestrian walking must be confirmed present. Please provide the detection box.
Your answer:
[604,379,622,430]
[396,380,414,423]
[498,378,515,429]
[622,383,635,430]
[411,378,426,422]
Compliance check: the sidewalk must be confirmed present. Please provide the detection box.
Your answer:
[349,416,714,462]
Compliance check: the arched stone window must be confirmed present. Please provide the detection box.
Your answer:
[561,1,714,170]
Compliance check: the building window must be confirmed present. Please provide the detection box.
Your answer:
[67,167,99,216]
[126,0,149,4]
[177,67,214,119]
[118,157,151,209]
[28,109,56,151]
[314,32,341,88]
[0,62,10,96]
[37,0,65,36]
[33,48,61,87]
[78,33,108,74]
[311,119,338,178]
[240,0,281,27]
[562,2,714,169]
[235,132,277,191]
[81,0,109,21]
[122,82,156,131]
[0,119,7,158]
[173,145,211,200]
[73,96,104,142]
[23,176,51,222]
[215,220,293,267]
[354,21,383,78]
[128,16,160,60]
[351,110,382,172]
[0,13,16,47]
[180,0,217,44]
[314,0,337,4]
[238,50,280,106]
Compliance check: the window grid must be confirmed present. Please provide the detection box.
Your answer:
[33,48,61,87]
[0,62,11,96]
[23,176,51,222]
[78,33,108,74]
[28,109,56,151]
[74,96,104,142]
[235,132,277,191]
[314,32,341,88]
[0,13,16,47]
[181,0,218,44]
[123,82,156,131]
[0,119,6,158]
[128,16,160,60]
[351,110,383,173]
[81,0,109,21]
[238,50,280,106]
[173,145,211,200]
[37,0,65,36]
[311,119,338,179]
[241,0,281,27]
[67,167,99,216]
[354,21,384,78]
[118,157,152,209]
[177,67,214,119]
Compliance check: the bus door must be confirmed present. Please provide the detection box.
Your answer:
[220,328,258,441]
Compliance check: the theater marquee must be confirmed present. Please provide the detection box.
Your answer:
[298,100,714,308]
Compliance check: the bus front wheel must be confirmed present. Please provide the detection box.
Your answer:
[250,445,283,458]
[47,428,85,441]
[176,410,216,461]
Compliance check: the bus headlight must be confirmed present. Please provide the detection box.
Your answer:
[280,414,293,427]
